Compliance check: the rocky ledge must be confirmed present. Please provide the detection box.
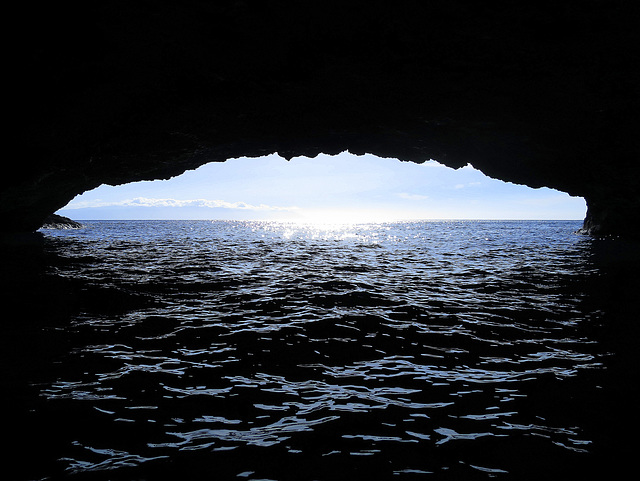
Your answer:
[40,214,83,230]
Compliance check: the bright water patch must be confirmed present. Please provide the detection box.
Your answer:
[4,220,638,480]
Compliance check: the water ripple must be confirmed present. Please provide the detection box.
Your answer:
[9,220,632,479]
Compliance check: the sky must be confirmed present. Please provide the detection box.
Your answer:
[56,152,586,223]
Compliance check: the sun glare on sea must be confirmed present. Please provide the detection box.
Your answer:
[268,208,409,242]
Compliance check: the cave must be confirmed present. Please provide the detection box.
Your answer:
[5,4,640,478]
[6,1,639,236]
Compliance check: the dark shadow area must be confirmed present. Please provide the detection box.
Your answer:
[5,1,639,236]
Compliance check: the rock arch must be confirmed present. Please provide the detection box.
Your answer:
[6,1,638,235]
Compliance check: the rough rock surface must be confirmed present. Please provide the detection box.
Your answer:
[6,1,639,235]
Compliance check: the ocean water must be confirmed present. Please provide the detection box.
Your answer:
[3,220,639,480]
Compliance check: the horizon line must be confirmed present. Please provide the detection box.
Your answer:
[62,218,585,223]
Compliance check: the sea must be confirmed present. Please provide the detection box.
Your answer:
[2,220,639,480]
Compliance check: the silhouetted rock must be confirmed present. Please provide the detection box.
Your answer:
[40,214,83,230]
[6,1,639,236]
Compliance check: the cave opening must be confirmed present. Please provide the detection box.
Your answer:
[56,152,586,225]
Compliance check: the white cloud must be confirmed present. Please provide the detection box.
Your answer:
[397,192,429,201]
[64,196,299,212]
[453,181,481,189]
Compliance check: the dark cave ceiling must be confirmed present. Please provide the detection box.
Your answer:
[5,0,639,235]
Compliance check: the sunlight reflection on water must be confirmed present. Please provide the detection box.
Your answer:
[6,220,636,480]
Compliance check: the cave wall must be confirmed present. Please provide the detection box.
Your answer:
[6,1,639,235]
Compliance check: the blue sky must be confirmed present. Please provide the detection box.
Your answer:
[57,152,586,222]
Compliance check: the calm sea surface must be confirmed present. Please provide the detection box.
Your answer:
[3,220,639,480]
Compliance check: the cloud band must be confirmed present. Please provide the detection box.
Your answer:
[64,197,299,212]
